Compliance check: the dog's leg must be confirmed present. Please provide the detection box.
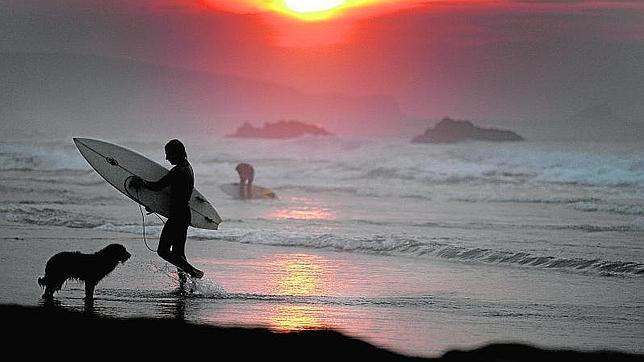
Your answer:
[85,282,96,300]
[43,279,63,299]
[84,297,95,313]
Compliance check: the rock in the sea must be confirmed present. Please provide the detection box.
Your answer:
[412,118,524,143]
[229,120,333,139]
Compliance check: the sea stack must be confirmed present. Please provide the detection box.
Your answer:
[411,117,524,143]
[228,120,333,139]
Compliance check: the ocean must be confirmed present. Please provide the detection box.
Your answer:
[0,135,642,357]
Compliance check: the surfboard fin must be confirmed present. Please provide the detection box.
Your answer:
[204,216,219,229]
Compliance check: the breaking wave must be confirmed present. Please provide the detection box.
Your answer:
[185,230,644,278]
[0,205,106,228]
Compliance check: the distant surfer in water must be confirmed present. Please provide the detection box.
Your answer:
[131,139,204,279]
[235,162,254,200]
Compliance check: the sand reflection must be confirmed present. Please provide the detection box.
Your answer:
[270,305,327,331]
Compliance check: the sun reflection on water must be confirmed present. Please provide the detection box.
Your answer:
[268,197,336,221]
[199,252,378,340]
[270,253,336,296]
[266,253,338,331]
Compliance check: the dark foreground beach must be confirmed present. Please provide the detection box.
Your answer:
[4,304,641,361]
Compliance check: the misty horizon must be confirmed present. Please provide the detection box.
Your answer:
[1,51,641,142]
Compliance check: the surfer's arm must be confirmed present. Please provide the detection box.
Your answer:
[131,167,175,191]
[144,172,173,191]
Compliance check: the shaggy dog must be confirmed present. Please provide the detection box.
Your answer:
[38,244,131,300]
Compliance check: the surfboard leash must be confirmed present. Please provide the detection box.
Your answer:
[124,176,158,253]
[135,188,157,253]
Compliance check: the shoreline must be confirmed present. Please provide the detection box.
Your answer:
[5,304,642,361]
[2,221,643,357]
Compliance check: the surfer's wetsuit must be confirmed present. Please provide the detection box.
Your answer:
[143,159,199,276]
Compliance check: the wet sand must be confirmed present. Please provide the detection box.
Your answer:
[5,304,642,361]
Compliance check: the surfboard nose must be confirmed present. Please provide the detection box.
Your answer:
[72,137,83,147]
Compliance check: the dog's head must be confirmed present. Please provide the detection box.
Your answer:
[101,244,131,263]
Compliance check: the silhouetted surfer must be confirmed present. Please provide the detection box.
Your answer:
[235,162,254,200]
[131,139,203,279]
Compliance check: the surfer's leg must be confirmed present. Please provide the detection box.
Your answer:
[172,223,187,259]
[157,220,175,263]
[158,219,187,270]
[177,268,188,284]
[174,223,203,279]
[239,180,245,199]
[160,219,202,278]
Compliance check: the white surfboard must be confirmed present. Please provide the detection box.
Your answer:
[74,138,221,230]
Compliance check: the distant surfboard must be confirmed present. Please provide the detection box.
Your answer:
[74,138,221,230]
[220,183,276,200]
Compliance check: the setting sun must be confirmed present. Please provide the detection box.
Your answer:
[284,0,345,13]
[200,0,426,45]
[203,0,424,22]
[272,0,348,21]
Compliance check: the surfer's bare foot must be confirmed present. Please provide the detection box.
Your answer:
[190,269,204,279]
